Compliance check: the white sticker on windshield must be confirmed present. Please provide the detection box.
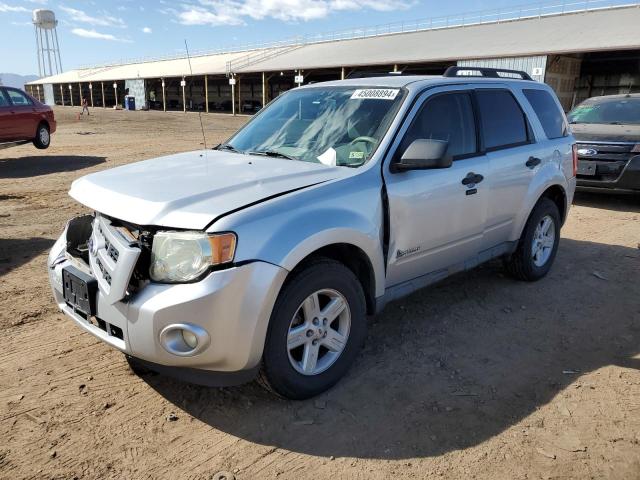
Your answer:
[318,147,337,166]
[350,89,399,101]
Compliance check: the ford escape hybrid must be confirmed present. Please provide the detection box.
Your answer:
[48,68,576,399]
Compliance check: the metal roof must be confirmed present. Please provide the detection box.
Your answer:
[28,4,640,86]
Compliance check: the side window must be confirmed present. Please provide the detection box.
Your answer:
[400,92,477,159]
[0,90,9,108]
[523,89,567,139]
[476,90,529,150]
[6,89,33,107]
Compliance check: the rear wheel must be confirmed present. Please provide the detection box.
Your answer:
[33,123,50,149]
[504,197,561,281]
[259,258,367,399]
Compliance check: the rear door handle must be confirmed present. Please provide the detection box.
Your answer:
[462,172,484,186]
[526,156,542,168]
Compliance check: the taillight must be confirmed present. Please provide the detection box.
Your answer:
[571,144,578,177]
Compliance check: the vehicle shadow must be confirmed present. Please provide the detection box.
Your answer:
[0,237,55,277]
[0,155,105,179]
[574,190,640,213]
[144,238,639,460]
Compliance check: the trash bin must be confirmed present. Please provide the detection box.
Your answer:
[125,96,136,110]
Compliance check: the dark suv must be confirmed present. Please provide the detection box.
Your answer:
[569,94,640,193]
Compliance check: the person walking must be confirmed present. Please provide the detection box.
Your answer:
[81,96,90,116]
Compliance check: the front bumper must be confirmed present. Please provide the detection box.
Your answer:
[576,153,640,192]
[48,228,287,382]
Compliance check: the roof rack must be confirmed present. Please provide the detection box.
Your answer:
[345,71,403,79]
[443,66,533,81]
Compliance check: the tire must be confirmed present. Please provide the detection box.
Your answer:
[258,258,367,400]
[125,354,152,376]
[504,197,561,281]
[33,123,50,149]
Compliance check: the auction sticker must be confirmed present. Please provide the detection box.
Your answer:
[350,89,399,100]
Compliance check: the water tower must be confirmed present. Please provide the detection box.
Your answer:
[33,9,63,78]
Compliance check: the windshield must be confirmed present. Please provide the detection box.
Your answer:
[223,86,405,167]
[568,97,640,125]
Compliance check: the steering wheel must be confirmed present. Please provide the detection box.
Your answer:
[350,136,377,146]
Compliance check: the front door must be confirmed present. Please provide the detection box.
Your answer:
[383,86,489,288]
[5,88,37,140]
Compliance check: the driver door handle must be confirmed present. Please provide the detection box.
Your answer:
[461,172,484,186]
[526,156,542,168]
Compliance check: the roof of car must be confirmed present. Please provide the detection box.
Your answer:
[582,93,640,103]
[303,75,541,91]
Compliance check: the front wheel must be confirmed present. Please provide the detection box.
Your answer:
[33,123,50,149]
[259,258,367,399]
[504,197,561,281]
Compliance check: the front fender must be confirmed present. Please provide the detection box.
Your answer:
[211,171,386,297]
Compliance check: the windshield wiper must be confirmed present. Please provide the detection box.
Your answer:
[247,150,296,161]
[214,143,242,153]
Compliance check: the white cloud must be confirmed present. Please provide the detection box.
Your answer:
[175,0,411,25]
[142,26,152,33]
[60,6,125,28]
[0,2,29,12]
[71,27,132,42]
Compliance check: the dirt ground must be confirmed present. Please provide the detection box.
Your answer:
[1,107,639,480]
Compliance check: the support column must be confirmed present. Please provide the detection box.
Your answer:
[113,83,118,108]
[231,76,236,116]
[182,77,186,113]
[237,76,241,114]
[101,82,105,108]
[162,79,166,112]
[341,67,345,80]
[69,85,74,107]
[393,64,399,72]
[262,72,267,107]
[89,83,94,107]
[78,82,82,106]
[205,75,209,113]
[60,84,64,106]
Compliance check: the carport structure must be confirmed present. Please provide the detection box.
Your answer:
[27,1,640,114]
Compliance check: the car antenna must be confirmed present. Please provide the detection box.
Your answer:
[184,39,207,151]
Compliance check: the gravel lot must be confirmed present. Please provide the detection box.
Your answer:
[1,107,639,480]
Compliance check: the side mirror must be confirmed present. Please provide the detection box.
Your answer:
[393,139,453,172]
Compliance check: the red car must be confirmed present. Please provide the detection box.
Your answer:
[0,86,56,149]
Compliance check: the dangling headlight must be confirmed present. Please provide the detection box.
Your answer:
[149,231,237,283]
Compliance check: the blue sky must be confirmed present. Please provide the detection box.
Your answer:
[2,0,531,75]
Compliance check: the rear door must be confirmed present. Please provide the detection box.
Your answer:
[474,87,546,248]
[383,85,489,287]
[0,89,13,141]
[5,87,37,140]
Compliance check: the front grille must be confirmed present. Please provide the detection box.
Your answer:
[89,215,141,304]
[576,142,636,182]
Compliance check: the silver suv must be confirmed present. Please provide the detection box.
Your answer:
[48,68,577,399]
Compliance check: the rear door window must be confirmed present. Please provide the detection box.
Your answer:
[400,92,478,159]
[524,89,567,139]
[5,88,33,106]
[476,90,529,150]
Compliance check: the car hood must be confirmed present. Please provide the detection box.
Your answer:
[571,123,640,143]
[69,150,347,229]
